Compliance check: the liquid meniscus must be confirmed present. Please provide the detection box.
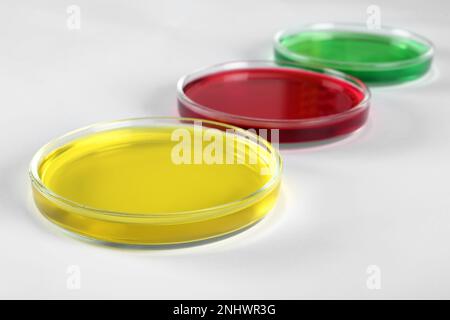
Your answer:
[275,30,432,84]
[179,67,368,143]
[32,126,280,245]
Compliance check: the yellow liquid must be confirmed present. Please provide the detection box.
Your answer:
[32,127,280,245]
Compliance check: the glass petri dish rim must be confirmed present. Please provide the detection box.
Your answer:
[29,116,282,220]
[177,60,370,129]
[273,22,435,71]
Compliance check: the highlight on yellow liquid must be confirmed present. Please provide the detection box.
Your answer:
[30,119,281,245]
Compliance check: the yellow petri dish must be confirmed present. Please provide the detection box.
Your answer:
[29,118,282,246]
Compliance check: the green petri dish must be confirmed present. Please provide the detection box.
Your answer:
[274,23,434,85]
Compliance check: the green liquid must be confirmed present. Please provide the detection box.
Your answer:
[275,31,432,84]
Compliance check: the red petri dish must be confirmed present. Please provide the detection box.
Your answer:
[177,61,370,143]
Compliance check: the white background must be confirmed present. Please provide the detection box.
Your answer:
[0,0,449,299]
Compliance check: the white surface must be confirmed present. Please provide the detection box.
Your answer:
[0,0,449,299]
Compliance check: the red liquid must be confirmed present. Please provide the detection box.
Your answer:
[179,68,369,143]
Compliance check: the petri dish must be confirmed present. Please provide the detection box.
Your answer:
[29,117,282,246]
[274,23,434,85]
[177,61,370,143]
